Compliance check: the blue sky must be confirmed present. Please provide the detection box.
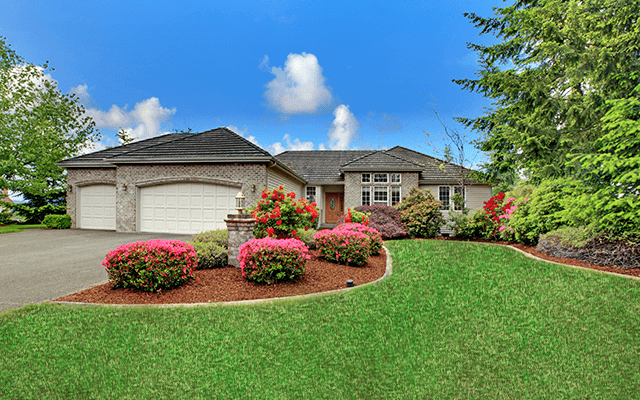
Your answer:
[2,0,503,164]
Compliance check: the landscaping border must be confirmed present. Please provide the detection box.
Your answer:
[48,246,393,308]
[506,244,640,281]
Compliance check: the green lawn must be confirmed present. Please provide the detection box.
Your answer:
[0,224,45,234]
[1,240,639,399]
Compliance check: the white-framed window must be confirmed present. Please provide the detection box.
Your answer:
[391,186,401,206]
[374,173,388,183]
[306,186,317,203]
[453,186,465,211]
[439,186,450,210]
[391,173,401,183]
[361,173,371,183]
[373,186,388,205]
[361,187,371,206]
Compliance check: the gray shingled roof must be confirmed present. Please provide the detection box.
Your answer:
[275,150,373,183]
[387,146,476,184]
[340,151,423,172]
[57,134,189,167]
[107,128,272,163]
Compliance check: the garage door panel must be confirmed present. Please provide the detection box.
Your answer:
[79,185,116,230]
[140,182,235,234]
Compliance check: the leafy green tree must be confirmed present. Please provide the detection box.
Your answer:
[455,0,640,181]
[0,36,99,222]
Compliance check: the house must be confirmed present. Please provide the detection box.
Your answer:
[57,127,492,234]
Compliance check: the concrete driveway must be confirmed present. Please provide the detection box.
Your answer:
[0,229,193,313]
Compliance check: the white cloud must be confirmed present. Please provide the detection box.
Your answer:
[227,125,262,147]
[263,52,332,114]
[76,87,176,142]
[326,104,359,150]
[268,133,315,154]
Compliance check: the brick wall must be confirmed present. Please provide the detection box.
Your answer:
[66,168,117,228]
[66,163,268,232]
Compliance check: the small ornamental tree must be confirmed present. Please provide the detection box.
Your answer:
[250,186,319,239]
[396,188,445,238]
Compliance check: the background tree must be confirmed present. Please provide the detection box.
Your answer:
[455,0,640,182]
[0,36,99,222]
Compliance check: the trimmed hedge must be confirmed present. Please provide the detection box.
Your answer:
[189,241,227,269]
[43,214,72,229]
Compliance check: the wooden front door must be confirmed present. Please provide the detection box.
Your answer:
[324,193,344,223]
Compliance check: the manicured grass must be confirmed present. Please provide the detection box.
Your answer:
[1,240,639,399]
[0,224,45,234]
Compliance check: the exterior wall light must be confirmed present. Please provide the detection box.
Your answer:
[235,191,246,214]
[252,183,256,193]
[68,184,73,192]
[123,183,128,192]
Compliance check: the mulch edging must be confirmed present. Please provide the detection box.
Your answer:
[49,246,393,308]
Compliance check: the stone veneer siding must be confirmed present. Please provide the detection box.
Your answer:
[66,163,269,232]
[225,214,256,268]
[66,168,117,229]
[343,171,420,210]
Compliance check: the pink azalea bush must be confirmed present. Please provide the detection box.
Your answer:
[238,238,310,284]
[335,223,383,255]
[314,229,371,267]
[102,239,197,293]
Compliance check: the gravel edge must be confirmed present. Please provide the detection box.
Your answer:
[47,246,394,308]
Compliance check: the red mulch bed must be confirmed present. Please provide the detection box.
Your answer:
[435,237,640,278]
[54,250,387,305]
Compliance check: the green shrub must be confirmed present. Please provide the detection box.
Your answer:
[43,214,72,229]
[0,211,11,225]
[189,241,227,269]
[297,228,318,249]
[102,240,197,293]
[538,226,597,249]
[338,208,370,225]
[238,238,310,284]
[191,229,229,248]
[448,209,486,239]
[396,188,445,238]
[314,229,371,267]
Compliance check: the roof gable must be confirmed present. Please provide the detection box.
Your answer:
[275,150,373,183]
[339,150,423,171]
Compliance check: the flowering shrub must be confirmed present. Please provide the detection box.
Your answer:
[250,186,319,239]
[396,188,445,238]
[338,208,370,225]
[335,223,383,255]
[314,229,371,267]
[102,240,197,292]
[238,238,310,284]
[353,205,409,239]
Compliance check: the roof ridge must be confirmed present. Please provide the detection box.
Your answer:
[338,150,381,168]
[220,127,271,157]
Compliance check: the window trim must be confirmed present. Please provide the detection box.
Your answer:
[361,173,371,183]
[391,186,401,206]
[391,173,401,183]
[438,186,450,210]
[373,173,388,183]
[373,186,389,205]
[306,186,317,204]
[361,187,371,206]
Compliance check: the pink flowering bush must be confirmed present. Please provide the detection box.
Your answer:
[102,240,197,293]
[314,229,371,267]
[238,238,310,284]
[335,223,383,255]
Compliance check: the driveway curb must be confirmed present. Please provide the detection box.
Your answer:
[48,246,393,308]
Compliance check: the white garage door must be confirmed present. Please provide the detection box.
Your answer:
[140,182,236,234]
[79,184,116,230]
